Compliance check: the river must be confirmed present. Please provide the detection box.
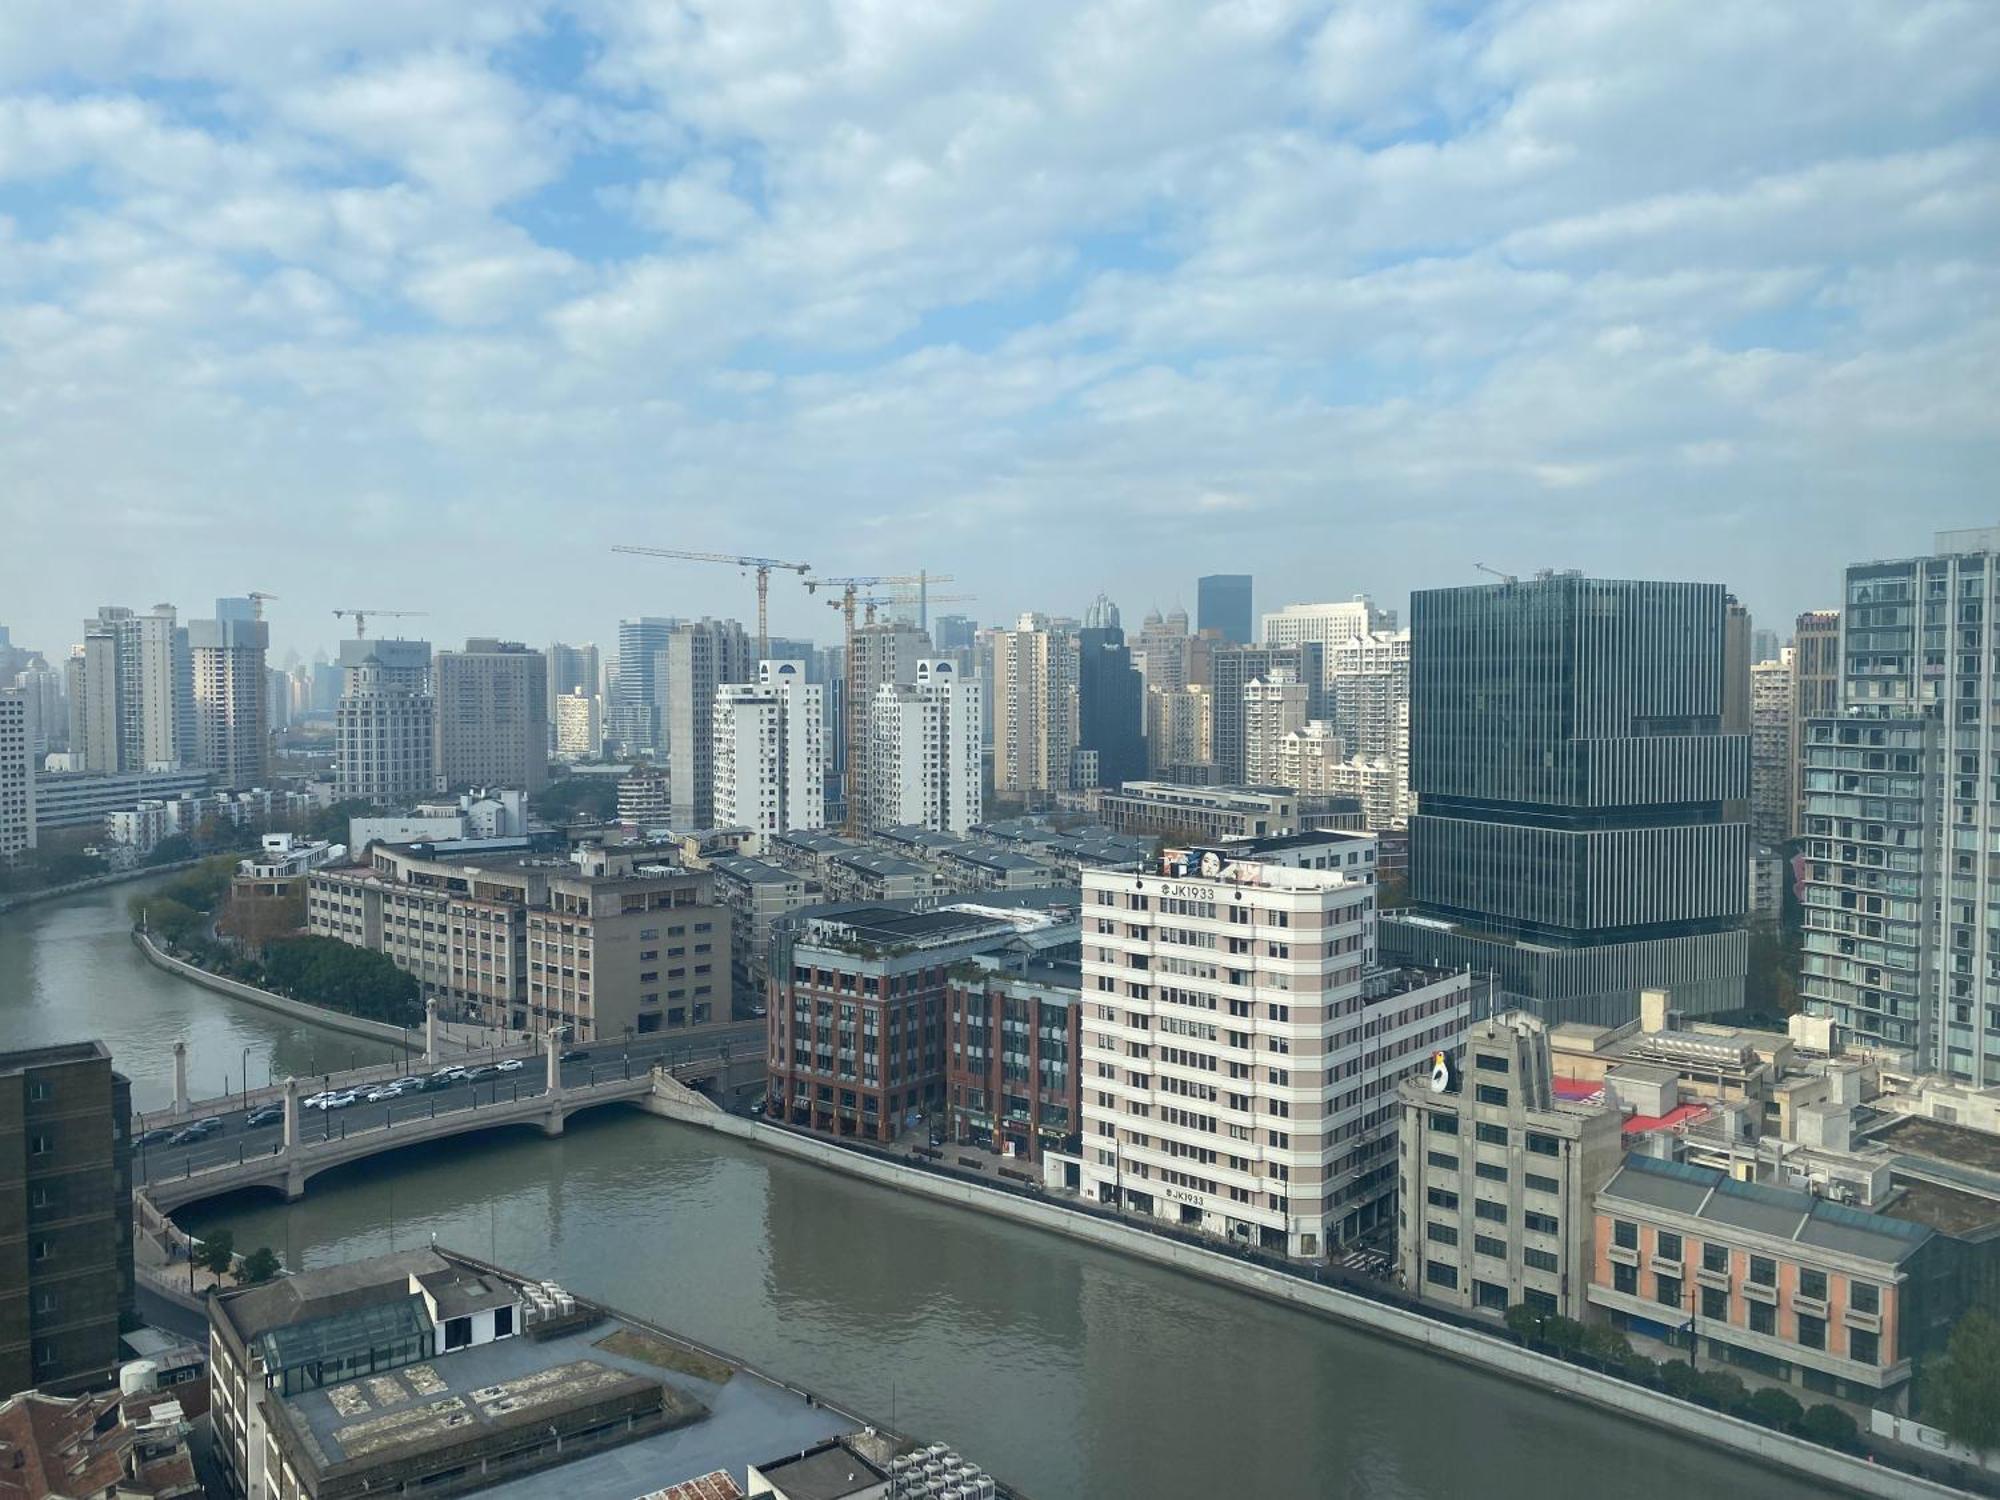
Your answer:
[1,878,1837,1500]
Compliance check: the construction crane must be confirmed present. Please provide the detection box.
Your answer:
[610,546,813,658]
[332,608,429,639]
[805,573,956,832]
[1474,563,1518,585]
[852,592,975,627]
[248,591,278,621]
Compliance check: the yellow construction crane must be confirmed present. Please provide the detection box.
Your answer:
[805,573,956,833]
[248,591,278,621]
[332,608,428,639]
[610,546,813,658]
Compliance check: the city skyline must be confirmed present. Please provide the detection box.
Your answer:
[2,4,1992,656]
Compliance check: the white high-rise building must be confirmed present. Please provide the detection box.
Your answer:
[1243,669,1308,786]
[1145,684,1212,773]
[74,604,193,773]
[0,691,34,859]
[190,614,269,790]
[713,660,824,852]
[868,659,982,834]
[335,638,433,804]
[1073,836,1472,1258]
[991,614,1079,801]
[666,619,753,826]
[1260,597,1396,661]
[555,693,602,758]
[12,664,66,756]
[1750,650,1793,849]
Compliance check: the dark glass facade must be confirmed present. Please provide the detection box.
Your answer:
[1077,626,1146,788]
[1197,574,1253,646]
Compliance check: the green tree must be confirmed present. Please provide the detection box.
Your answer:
[1799,1403,1862,1453]
[1927,1306,2000,1453]
[531,776,618,824]
[239,1246,282,1285]
[197,1228,236,1277]
[144,834,197,867]
[1693,1369,1750,1414]
[1747,1387,1804,1433]
[1580,1323,1632,1368]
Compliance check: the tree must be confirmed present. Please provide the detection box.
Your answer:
[1580,1323,1632,1368]
[144,834,196,867]
[1693,1369,1750,1414]
[1747,1387,1804,1433]
[1927,1306,2000,1453]
[196,1228,235,1277]
[1799,1403,1862,1453]
[239,1246,282,1285]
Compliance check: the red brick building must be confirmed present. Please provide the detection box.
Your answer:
[945,961,1080,1164]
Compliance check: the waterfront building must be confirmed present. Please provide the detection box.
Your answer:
[1206,643,1323,784]
[29,767,211,834]
[1097,781,1298,843]
[991,615,1079,803]
[867,659,981,834]
[1397,1012,1622,1322]
[334,638,434,804]
[433,638,549,794]
[1383,574,1750,1026]
[189,612,269,790]
[713,660,825,853]
[768,902,1067,1141]
[1801,527,2000,1083]
[555,692,603,758]
[1197,574,1253,645]
[1751,651,1793,848]
[1076,624,1146,789]
[1242,670,1308,787]
[946,955,1081,1164]
[609,617,675,756]
[1070,834,1474,1258]
[0,691,34,859]
[1789,609,1841,840]
[0,1042,134,1396]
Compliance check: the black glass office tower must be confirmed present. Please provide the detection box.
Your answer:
[1197,574,1253,645]
[1077,626,1147,788]
[1383,574,1749,1024]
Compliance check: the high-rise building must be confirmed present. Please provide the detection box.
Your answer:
[932,614,977,653]
[713,660,824,852]
[1082,592,1121,631]
[433,639,548,793]
[1751,626,1781,664]
[267,665,292,735]
[0,691,34,859]
[1073,835,1473,1257]
[554,692,602,758]
[1076,625,1145,789]
[664,619,752,826]
[1134,607,1193,694]
[609,617,676,755]
[1242,669,1308,785]
[1197,574,1253,645]
[189,613,269,790]
[1750,651,1793,849]
[334,638,433,804]
[1383,574,1750,1025]
[1788,609,1841,841]
[1260,596,1396,677]
[868,659,981,833]
[1145,684,1212,775]
[845,624,932,816]
[545,642,602,751]
[991,614,1079,802]
[0,1042,134,1396]
[72,605,193,773]
[11,664,66,756]
[1723,594,1753,735]
[1207,643,1324,783]
[1801,527,2000,1082]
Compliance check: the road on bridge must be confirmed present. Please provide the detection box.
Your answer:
[134,1022,764,1187]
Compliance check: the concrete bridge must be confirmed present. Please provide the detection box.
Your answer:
[138,1032,654,1213]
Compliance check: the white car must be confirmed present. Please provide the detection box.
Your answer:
[315,1090,359,1111]
[364,1083,405,1102]
[301,1091,336,1109]
[495,1058,524,1073]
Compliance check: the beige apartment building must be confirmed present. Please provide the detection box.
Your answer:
[991,615,1079,800]
[433,638,548,794]
[1397,1012,1623,1322]
[1242,670,1308,787]
[1068,834,1472,1259]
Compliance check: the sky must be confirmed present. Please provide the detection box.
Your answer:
[1,0,1996,665]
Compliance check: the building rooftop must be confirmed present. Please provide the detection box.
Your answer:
[1881,1180,2000,1239]
[1873,1115,2000,1179]
[707,855,804,887]
[753,1439,889,1500]
[1601,1155,1934,1265]
[0,1388,199,1500]
[0,1040,112,1074]
[800,905,1012,951]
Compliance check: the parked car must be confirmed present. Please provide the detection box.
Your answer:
[495,1058,524,1073]
[245,1106,285,1128]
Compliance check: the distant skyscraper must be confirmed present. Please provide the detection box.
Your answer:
[1384,574,1749,1024]
[1145,684,1212,774]
[1260,596,1394,663]
[189,614,269,789]
[546,643,602,748]
[1751,626,1782,664]
[214,596,258,625]
[1082,593,1121,631]
[1134,607,1193,695]
[991,614,1079,801]
[713,660,824,852]
[1197,574,1253,645]
[1749,653,1793,849]
[1788,609,1841,840]
[434,639,548,793]
[1801,527,2000,1083]
[1207,642,1323,783]
[72,605,193,773]
[932,615,977,653]
[1076,624,1145,789]
[666,619,752,826]
[0,691,34,858]
[868,659,981,834]
[610,617,676,756]
[1328,629,1410,817]
[267,664,291,735]
[846,624,932,816]
[335,637,433,803]
[1242,669,1308,786]
[12,664,65,756]
[555,693,602,758]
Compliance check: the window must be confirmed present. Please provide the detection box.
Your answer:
[1849,1329,1879,1366]
[1656,1231,1683,1263]
[1799,1268,1828,1301]
[1426,1261,1459,1291]
[1426,1222,1459,1247]
[1427,1151,1459,1172]
[1850,1281,1879,1315]
[1702,1286,1728,1321]
[1476,1123,1508,1146]
[1476,1280,1510,1311]
[1429,1111,1459,1136]
[1426,1187,1459,1210]
[1475,1199,1507,1223]
[494,1306,514,1338]
[1749,1301,1776,1336]
[1525,1172,1558,1195]
[1614,1262,1638,1295]
[1702,1243,1729,1274]
[1529,1133,1563,1158]
[1474,1235,1507,1260]
[1475,1053,1509,1073]
[1613,1219,1638,1251]
[1523,1249,1559,1273]
[1475,1162,1508,1184]
[28,1133,52,1156]
[444,1316,473,1351]
[1475,1084,1508,1107]
[1798,1314,1827,1351]
[1524,1211,1558,1235]
[1749,1255,1777,1287]
[1655,1274,1683,1310]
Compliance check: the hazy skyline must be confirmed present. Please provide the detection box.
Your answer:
[3,1,1995,661]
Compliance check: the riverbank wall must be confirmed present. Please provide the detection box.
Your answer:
[641,1091,1968,1500]
[0,857,205,915]
[132,929,417,1047]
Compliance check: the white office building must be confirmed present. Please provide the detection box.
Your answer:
[867,659,982,834]
[1243,670,1308,786]
[713,660,824,853]
[1070,835,1473,1258]
[190,615,269,790]
[1260,597,1397,668]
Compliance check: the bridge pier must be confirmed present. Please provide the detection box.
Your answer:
[541,1107,565,1138]
[424,997,439,1064]
[172,1041,189,1118]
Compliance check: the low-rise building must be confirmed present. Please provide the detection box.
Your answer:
[1096,781,1300,842]
[0,1385,199,1499]
[34,767,212,835]
[946,956,1082,1165]
[1398,1012,1623,1322]
[708,854,817,1008]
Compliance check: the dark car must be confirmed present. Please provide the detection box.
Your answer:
[560,1049,591,1062]
[245,1105,285,1128]
[460,1065,495,1082]
[168,1119,221,1146]
[136,1127,177,1146]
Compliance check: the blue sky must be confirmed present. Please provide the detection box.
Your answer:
[1,0,1996,661]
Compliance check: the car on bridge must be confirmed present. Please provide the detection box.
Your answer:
[245,1105,285,1128]
[495,1058,524,1073]
[364,1082,411,1102]
[308,1090,359,1111]
[560,1049,591,1062]
[136,1126,177,1146]
[168,1118,222,1146]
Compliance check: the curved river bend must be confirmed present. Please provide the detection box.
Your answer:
[1,879,1835,1500]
